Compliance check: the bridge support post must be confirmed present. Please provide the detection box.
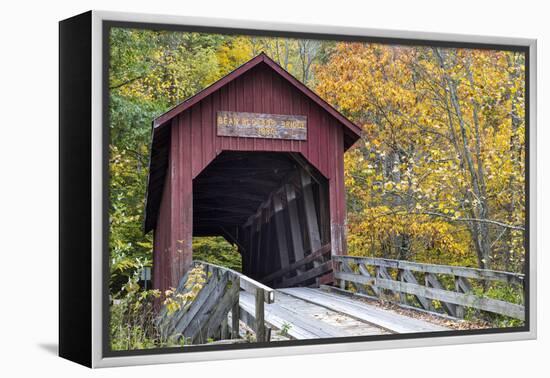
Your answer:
[231,302,240,339]
[454,276,472,319]
[273,193,290,280]
[255,289,266,342]
[300,169,322,286]
[285,183,305,274]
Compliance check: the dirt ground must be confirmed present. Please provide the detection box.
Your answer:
[351,294,492,330]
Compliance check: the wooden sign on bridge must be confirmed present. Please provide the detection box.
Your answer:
[217,111,307,140]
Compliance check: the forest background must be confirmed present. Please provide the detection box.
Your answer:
[108,28,526,295]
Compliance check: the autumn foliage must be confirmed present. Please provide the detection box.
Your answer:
[315,43,525,272]
[108,29,526,295]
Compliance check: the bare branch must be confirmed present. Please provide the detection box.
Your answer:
[420,211,525,231]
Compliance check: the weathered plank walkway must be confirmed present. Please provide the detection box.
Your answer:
[278,288,448,334]
[238,287,447,340]
[240,289,390,339]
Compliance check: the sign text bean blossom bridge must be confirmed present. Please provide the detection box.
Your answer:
[145,53,525,344]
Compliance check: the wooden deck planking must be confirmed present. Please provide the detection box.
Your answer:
[240,291,320,339]
[274,291,386,337]
[279,287,449,334]
[240,291,387,340]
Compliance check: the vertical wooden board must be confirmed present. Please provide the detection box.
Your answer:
[260,212,267,278]
[270,70,282,151]
[272,226,282,273]
[249,68,258,151]
[178,115,187,279]
[228,80,237,151]
[208,96,217,163]
[220,86,230,151]
[213,91,222,155]
[259,66,268,151]
[153,210,163,290]
[263,213,272,277]
[200,96,213,170]
[168,117,180,289]
[235,76,245,150]
[255,217,261,278]
[285,183,305,266]
[235,74,244,112]
[259,215,267,278]
[264,66,273,115]
[327,120,339,256]
[248,223,255,277]
[173,113,193,284]
[254,214,263,279]
[273,194,290,272]
[288,81,298,153]
[242,226,250,273]
[231,301,240,339]
[318,113,328,175]
[335,125,346,254]
[254,289,266,342]
[331,123,342,255]
[153,174,162,291]
[454,276,472,318]
[318,180,331,246]
[156,168,173,292]
[399,270,408,305]
[220,317,229,340]
[310,106,322,173]
[162,171,172,292]
[271,213,279,275]
[165,120,174,291]
[299,94,309,156]
[241,70,256,151]
[265,68,280,151]
[301,170,322,260]
[251,68,261,151]
[152,229,160,291]
[191,104,202,178]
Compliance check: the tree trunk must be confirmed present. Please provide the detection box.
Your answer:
[434,48,492,269]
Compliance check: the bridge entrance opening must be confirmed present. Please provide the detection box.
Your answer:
[145,53,362,295]
[193,151,332,288]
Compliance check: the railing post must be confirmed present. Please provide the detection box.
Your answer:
[423,273,435,312]
[255,288,266,342]
[374,265,381,298]
[231,302,240,339]
[221,316,229,339]
[454,275,464,318]
[338,260,346,290]
[398,269,407,305]
[454,275,472,319]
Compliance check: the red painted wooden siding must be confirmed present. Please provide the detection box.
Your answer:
[152,62,352,292]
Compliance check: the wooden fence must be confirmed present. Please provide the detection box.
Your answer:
[156,261,275,344]
[332,255,525,321]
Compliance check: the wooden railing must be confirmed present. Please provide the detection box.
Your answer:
[156,261,275,344]
[332,255,525,320]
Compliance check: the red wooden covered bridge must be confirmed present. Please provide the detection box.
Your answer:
[144,52,361,294]
[145,53,524,344]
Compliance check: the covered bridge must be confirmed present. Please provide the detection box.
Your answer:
[144,53,362,295]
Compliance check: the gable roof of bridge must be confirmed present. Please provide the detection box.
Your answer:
[144,53,362,233]
[152,52,363,141]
